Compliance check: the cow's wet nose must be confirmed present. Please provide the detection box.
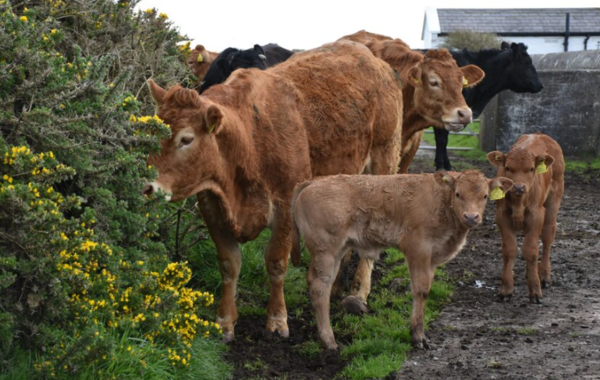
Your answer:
[463,212,480,227]
[456,108,473,125]
[512,184,526,195]
[142,183,155,196]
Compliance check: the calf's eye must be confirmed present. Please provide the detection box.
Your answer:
[530,167,535,172]
[178,136,194,148]
[456,192,460,198]
[483,194,488,200]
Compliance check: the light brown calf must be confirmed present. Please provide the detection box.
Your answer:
[292,170,512,349]
[144,40,403,341]
[487,133,564,303]
[187,44,219,81]
[340,30,485,174]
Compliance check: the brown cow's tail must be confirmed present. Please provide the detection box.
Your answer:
[290,180,313,267]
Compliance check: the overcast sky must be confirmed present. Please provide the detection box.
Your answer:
[137,1,600,51]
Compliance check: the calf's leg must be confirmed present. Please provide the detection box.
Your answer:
[523,217,544,303]
[539,194,562,288]
[497,213,518,301]
[407,253,434,349]
[308,250,341,349]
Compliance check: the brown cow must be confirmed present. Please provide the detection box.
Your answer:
[340,30,485,174]
[187,44,219,81]
[144,40,403,341]
[292,170,513,349]
[487,133,564,303]
[334,30,485,309]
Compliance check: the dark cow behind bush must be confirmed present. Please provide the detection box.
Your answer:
[198,43,293,93]
[144,40,403,342]
[433,42,544,170]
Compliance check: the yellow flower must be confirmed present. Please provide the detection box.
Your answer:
[51,29,57,34]
[20,16,27,22]
[159,12,168,19]
[144,8,153,14]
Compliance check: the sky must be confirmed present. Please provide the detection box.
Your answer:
[137,1,600,51]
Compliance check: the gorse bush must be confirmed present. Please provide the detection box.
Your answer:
[0,0,228,378]
[441,30,502,51]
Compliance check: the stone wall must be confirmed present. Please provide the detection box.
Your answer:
[480,50,600,157]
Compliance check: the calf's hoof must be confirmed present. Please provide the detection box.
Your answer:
[321,337,339,351]
[266,315,289,338]
[541,279,551,289]
[497,293,513,303]
[529,294,543,304]
[412,337,430,350]
[340,295,369,316]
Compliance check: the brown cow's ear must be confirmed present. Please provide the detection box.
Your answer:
[408,65,422,87]
[487,151,505,168]
[535,154,554,173]
[205,104,223,134]
[489,177,514,194]
[461,65,485,88]
[148,79,166,107]
[434,171,456,187]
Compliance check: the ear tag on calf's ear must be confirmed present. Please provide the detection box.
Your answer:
[495,155,502,161]
[536,161,547,174]
[197,54,204,63]
[463,77,469,88]
[490,187,505,201]
[412,77,420,83]
[208,124,216,133]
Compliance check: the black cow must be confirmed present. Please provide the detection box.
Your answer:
[198,44,293,94]
[433,42,543,170]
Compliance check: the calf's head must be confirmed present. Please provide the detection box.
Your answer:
[187,45,216,80]
[501,42,543,94]
[409,49,485,131]
[143,79,231,201]
[435,170,513,227]
[487,148,554,197]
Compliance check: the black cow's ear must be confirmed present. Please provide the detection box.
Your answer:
[254,44,267,61]
[501,41,510,50]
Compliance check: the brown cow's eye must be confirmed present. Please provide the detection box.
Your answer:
[505,167,511,172]
[456,192,460,198]
[483,194,488,200]
[530,167,535,172]
[178,136,194,148]
[430,81,439,87]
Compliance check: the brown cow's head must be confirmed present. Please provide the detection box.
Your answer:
[409,49,484,131]
[143,79,230,201]
[187,45,218,81]
[435,170,513,228]
[487,149,555,197]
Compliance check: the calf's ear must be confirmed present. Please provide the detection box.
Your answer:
[535,154,555,173]
[408,65,422,87]
[488,177,513,194]
[487,151,506,168]
[434,171,457,187]
[461,65,485,87]
[204,104,223,134]
[147,79,166,107]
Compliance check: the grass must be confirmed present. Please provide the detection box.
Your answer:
[188,235,455,380]
[421,122,489,164]
[565,157,600,173]
[517,327,537,336]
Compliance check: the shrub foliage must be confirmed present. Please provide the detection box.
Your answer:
[0,0,223,378]
[440,30,502,51]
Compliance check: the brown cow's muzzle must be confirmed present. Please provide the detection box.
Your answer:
[142,182,172,201]
[462,212,481,227]
[444,107,473,132]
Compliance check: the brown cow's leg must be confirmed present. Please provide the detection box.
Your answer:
[200,206,242,342]
[539,195,562,288]
[399,131,424,174]
[264,207,292,337]
[407,253,434,349]
[497,213,518,301]
[331,250,352,298]
[308,250,340,350]
[349,258,374,303]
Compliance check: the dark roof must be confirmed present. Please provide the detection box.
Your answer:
[437,8,600,35]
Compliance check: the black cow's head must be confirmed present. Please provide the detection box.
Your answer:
[199,45,267,93]
[501,42,543,94]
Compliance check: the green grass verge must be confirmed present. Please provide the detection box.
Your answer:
[565,157,600,173]
[421,122,488,164]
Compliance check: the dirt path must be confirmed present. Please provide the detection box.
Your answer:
[394,155,600,380]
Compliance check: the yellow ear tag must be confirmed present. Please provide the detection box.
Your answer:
[412,77,420,83]
[495,155,503,161]
[536,161,547,174]
[208,124,216,133]
[463,77,469,88]
[196,54,204,63]
[489,187,505,201]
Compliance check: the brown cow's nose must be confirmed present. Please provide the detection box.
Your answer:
[512,184,526,195]
[463,212,480,227]
[142,183,155,196]
[457,108,472,125]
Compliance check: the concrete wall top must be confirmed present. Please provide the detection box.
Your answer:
[532,50,600,71]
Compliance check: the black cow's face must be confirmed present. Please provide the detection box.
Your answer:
[503,42,543,94]
[217,44,267,76]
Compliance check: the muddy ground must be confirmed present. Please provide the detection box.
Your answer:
[225,152,600,380]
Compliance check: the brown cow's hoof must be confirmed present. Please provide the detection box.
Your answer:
[340,295,369,316]
[497,293,513,303]
[541,280,550,289]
